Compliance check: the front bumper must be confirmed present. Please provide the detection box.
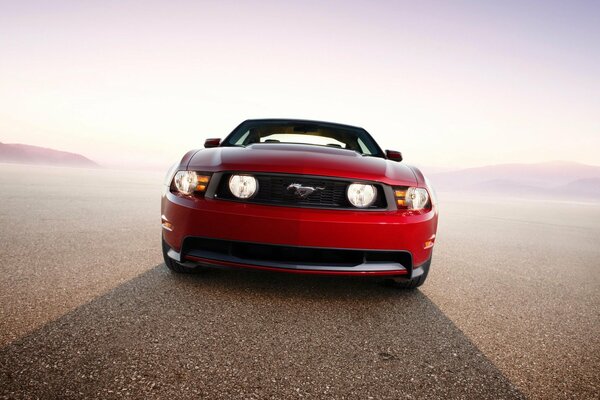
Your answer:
[161,191,437,276]
[165,237,432,278]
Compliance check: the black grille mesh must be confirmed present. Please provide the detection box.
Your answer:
[216,173,386,209]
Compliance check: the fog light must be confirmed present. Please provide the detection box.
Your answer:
[347,183,377,208]
[229,175,258,199]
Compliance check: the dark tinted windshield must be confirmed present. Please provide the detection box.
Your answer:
[222,120,384,157]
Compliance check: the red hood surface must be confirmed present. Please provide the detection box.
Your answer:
[186,143,417,185]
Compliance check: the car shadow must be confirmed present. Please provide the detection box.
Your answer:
[0,265,525,399]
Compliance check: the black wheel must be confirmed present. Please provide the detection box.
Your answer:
[381,258,431,289]
[162,237,205,274]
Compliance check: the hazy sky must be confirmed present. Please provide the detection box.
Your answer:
[1,0,599,169]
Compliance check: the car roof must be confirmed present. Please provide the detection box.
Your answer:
[241,118,366,131]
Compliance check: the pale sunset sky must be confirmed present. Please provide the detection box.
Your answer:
[0,0,598,169]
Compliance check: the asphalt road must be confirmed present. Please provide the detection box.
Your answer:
[0,164,598,399]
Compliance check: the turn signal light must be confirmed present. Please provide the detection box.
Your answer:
[161,215,173,231]
[196,174,210,192]
[394,190,407,207]
[424,235,436,249]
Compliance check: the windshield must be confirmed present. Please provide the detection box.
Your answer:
[222,120,385,157]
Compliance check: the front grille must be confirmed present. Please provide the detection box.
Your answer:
[215,173,387,209]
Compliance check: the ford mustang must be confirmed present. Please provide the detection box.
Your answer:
[161,119,438,288]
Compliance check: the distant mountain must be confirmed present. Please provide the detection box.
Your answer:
[0,142,99,168]
[557,178,600,198]
[469,179,548,195]
[428,161,600,200]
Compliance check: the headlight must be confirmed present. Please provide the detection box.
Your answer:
[394,187,429,210]
[347,183,377,208]
[173,171,210,195]
[229,175,258,199]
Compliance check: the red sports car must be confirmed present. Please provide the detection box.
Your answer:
[161,119,438,288]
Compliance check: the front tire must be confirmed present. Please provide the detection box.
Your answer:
[381,258,431,289]
[162,237,205,274]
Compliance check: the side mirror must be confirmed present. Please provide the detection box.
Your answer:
[204,138,221,148]
[386,150,403,162]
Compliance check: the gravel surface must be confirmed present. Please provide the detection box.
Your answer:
[0,164,598,399]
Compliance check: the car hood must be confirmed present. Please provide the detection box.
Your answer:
[187,143,417,185]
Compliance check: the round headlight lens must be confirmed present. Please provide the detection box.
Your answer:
[347,183,377,208]
[229,175,258,199]
[406,187,429,210]
[173,171,198,195]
